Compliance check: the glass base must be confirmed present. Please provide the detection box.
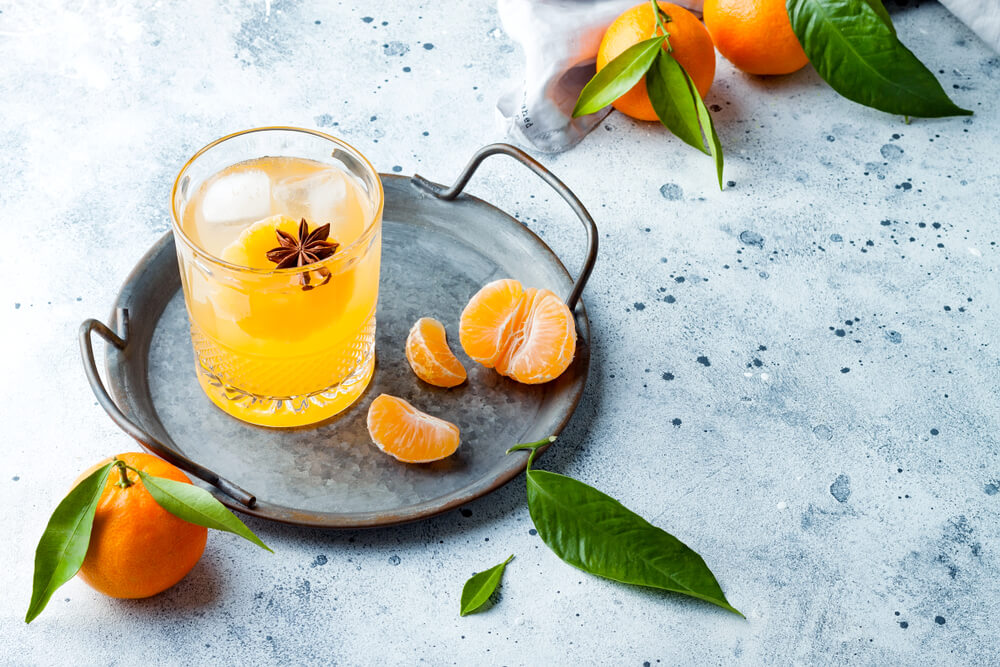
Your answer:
[195,351,375,428]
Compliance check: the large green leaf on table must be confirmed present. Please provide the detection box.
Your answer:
[646,51,725,189]
[460,555,514,616]
[526,468,741,615]
[26,462,113,623]
[786,0,971,117]
[137,471,272,552]
[572,36,665,117]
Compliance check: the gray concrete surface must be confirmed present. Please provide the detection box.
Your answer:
[2,1,999,664]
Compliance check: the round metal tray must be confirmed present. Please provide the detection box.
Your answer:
[80,144,597,528]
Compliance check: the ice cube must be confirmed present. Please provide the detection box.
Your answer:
[272,167,370,243]
[199,169,271,225]
[271,168,348,222]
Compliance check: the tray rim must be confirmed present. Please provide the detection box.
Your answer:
[99,172,592,529]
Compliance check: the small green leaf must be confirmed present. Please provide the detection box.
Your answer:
[460,555,514,616]
[646,51,707,155]
[26,462,113,623]
[525,469,741,616]
[572,36,665,117]
[787,0,971,117]
[137,471,272,552]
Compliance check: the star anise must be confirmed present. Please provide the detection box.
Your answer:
[266,218,339,290]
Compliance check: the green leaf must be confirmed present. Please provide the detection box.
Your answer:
[460,555,514,616]
[646,51,707,155]
[572,36,665,117]
[26,462,113,623]
[646,51,724,188]
[690,75,725,190]
[137,471,272,552]
[786,0,971,117]
[525,469,741,616]
[861,0,895,33]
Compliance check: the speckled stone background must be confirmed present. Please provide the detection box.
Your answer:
[2,1,999,664]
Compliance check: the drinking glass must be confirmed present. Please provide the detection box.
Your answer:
[170,127,383,427]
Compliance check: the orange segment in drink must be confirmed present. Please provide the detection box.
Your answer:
[366,394,460,463]
[405,317,467,388]
[220,214,304,268]
[460,279,577,384]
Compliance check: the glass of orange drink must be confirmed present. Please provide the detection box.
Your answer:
[170,127,383,427]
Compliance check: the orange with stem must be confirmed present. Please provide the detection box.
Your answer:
[595,1,716,122]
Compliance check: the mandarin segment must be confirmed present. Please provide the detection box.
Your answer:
[366,394,461,463]
[405,317,467,388]
[504,289,577,384]
[209,214,355,343]
[460,279,577,384]
[220,214,303,268]
[458,278,524,367]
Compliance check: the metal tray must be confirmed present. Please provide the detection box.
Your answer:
[80,144,597,528]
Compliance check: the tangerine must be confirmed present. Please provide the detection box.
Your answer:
[596,2,716,122]
[73,452,207,599]
[366,394,461,463]
[703,0,809,75]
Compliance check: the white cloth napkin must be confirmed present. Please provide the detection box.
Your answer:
[939,0,1000,51]
[496,0,699,153]
[496,0,998,154]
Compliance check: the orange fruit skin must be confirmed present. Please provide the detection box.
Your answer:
[596,2,716,122]
[366,394,460,463]
[73,453,207,599]
[405,317,467,388]
[459,279,576,385]
[703,0,808,75]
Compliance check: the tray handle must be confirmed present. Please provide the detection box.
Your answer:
[80,313,257,508]
[411,143,598,311]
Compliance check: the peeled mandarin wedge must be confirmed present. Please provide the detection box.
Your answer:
[459,279,576,384]
[458,278,524,367]
[366,394,461,463]
[220,214,303,268]
[405,317,467,388]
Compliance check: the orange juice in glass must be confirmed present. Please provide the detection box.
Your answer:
[170,128,383,427]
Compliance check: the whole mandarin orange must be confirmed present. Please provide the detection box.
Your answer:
[73,452,207,599]
[703,0,809,75]
[596,1,716,122]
